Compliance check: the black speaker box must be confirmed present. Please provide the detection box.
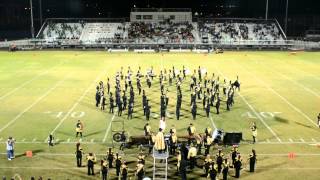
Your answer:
[223,132,242,145]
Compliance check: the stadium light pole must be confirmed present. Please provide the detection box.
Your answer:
[265,0,269,20]
[30,0,35,38]
[284,0,289,35]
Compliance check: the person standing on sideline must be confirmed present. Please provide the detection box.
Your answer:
[101,94,106,111]
[95,87,101,107]
[248,149,257,172]
[234,155,242,178]
[87,153,97,175]
[75,142,84,167]
[101,159,108,180]
[115,153,122,177]
[6,137,15,160]
[251,122,257,144]
[75,120,83,138]
[48,134,54,146]
[107,148,114,168]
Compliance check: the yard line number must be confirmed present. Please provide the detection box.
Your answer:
[44,111,86,119]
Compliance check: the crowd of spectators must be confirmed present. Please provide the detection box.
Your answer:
[94,25,127,44]
[252,22,283,41]
[128,21,195,43]
[199,20,284,44]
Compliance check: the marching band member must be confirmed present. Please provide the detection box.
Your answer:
[248,149,257,172]
[203,154,213,176]
[234,155,242,178]
[251,122,258,143]
[216,149,224,173]
[144,123,151,136]
[169,126,178,155]
[187,144,197,170]
[100,159,108,180]
[222,158,229,180]
[207,163,218,180]
[75,120,83,138]
[107,148,114,168]
[154,128,165,153]
[204,134,213,156]
[87,153,97,176]
[120,161,128,180]
[135,162,145,180]
[75,142,84,167]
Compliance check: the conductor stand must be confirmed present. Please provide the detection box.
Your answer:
[152,146,169,180]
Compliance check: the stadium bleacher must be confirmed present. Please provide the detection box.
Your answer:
[37,19,285,46]
[80,23,127,44]
[198,19,284,45]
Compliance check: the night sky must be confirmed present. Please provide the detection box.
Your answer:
[0,0,320,39]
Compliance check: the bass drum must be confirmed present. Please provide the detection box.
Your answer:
[113,133,123,142]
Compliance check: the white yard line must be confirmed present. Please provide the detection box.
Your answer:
[255,59,320,98]
[275,71,320,98]
[238,92,282,142]
[209,114,217,130]
[102,114,115,142]
[0,61,63,101]
[238,64,318,127]
[0,73,71,133]
[49,70,106,136]
[215,68,281,142]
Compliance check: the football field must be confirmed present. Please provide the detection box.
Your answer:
[0,51,319,179]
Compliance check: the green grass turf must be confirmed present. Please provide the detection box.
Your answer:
[0,51,319,179]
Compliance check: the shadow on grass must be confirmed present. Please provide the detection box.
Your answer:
[83,130,104,138]
[55,130,74,137]
[274,116,289,124]
[247,162,287,178]
[15,149,45,158]
[294,121,313,129]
